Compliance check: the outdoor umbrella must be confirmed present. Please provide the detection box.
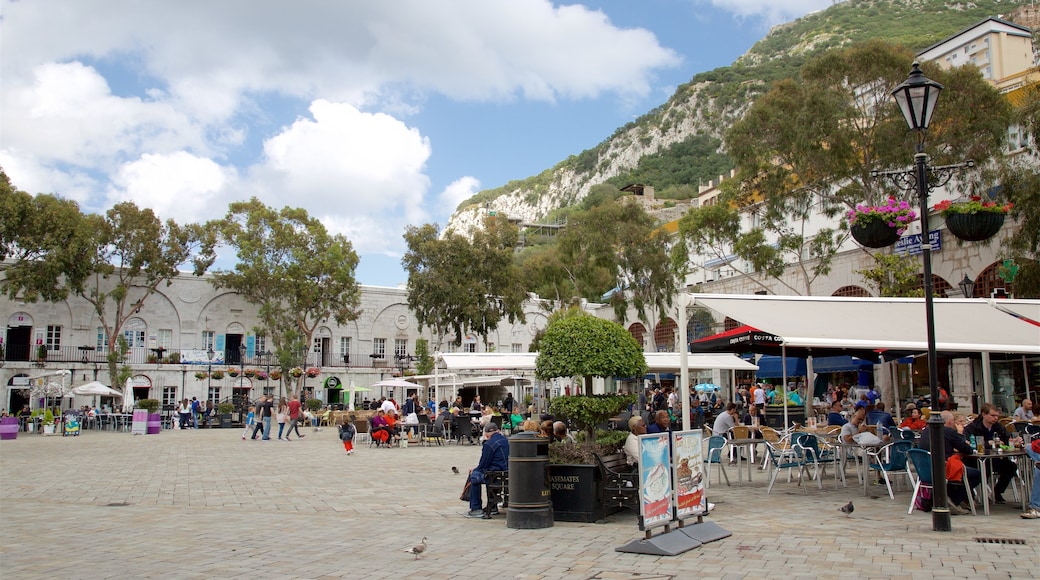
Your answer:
[347,381,372,411]
[71,381,124,397]
[370,377,421,400]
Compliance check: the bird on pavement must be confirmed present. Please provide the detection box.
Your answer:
[404,537,427,559]
[838,501,854,516]
[451,466,459,474]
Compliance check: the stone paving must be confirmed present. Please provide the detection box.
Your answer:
[1,427,1036,579]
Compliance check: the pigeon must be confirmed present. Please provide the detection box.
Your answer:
[838,501,854,517]
[451,466,459,474]
[404,537,427,559]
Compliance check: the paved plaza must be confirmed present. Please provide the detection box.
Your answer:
[1,427,1036,579]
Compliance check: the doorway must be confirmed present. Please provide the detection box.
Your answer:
[5,325,32,361]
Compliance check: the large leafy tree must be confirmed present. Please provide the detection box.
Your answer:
[999,84,1040,298]
[1,174,215,397]
[535,312,647,396]
[402,215,526,348]
[523,199,677,323]
[213,198,360,395]
[676,40,1012,294]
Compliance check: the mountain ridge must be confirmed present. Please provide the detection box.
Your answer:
[445,0,1032,235]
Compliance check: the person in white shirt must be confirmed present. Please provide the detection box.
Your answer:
[1013,398,1034,421]
[712,403,739,437]
[753,384,767,410]
[380,398,397,415]
[624,415,647,466]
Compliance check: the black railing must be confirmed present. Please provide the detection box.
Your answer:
[0,346,406,370]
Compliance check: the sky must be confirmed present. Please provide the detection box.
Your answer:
[0,0,835,287]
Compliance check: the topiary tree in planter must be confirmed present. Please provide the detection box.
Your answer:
[136,399,161,414]
[305,398,323,413]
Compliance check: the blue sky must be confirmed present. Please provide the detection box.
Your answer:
[0,0,833,287]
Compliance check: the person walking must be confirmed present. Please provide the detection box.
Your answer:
[275,398,288,440]
[258,396,274,440]
[284,395,305,441]
[250,396,267,440]
[178,398,191,430]
[242,405,256,440]
[338,415,356,455]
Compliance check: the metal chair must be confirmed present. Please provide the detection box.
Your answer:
[765,438,808,494]
[702,435,730,488]
[906,448,933,514]
[801,433,842,488]
[867,440,912,499]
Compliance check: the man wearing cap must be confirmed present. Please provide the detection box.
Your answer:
[464,422,510,518]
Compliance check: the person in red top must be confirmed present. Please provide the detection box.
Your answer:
[284,395,305,441]
[899,404,927,431]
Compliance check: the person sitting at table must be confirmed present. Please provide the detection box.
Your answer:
[1012,398,1034,422]
[521,419,541,433]
[827,400,848,427]
[370,410,392,446]
[553,421,576,444]
[464,422,510,518]
[866,402,897,436]
[177,398,191,430]
[624,415,647,466]
[646,410,672,435]
[711,403,738,437]
[840,407,868,444]
[899,405,927,431]
[470,395,483,413]
[918,410,980,515]
[963,403,1019,504]
[384,410,403,444]
[539,420,554,440]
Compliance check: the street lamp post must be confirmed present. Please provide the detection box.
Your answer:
[207,347,215,400]
[262,350,273,398]
[890,61,950,532]
[238,344,247,394]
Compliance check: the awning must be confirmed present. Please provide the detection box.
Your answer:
[439,352,756,372]
[689,294,1040,355]
[753,355,873,378]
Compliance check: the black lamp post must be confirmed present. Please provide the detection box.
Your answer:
[890,61,950,532]
[207,347,215,397]
[262,350,273,397]
[238,344,246,392]
[958,274,975,298]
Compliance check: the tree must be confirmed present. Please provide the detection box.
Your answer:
[525,199,677,323]
[212,198,361,396]
[1,177,215,399]
[414,338,435,376]
[402,215,526,348]
[855,253,925,297]
[999,84,1040,298]
[677,41,1013,294]
[535,313,647,397]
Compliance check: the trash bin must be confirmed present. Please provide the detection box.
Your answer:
[506,431,553,529]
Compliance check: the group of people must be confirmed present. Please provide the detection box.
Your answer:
[242,395,307,441]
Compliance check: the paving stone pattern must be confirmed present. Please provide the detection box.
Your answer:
[1,429,1035,579]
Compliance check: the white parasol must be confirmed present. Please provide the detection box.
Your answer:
[71,381,124,397]
[124,377,135,412]
[348,381,372,411]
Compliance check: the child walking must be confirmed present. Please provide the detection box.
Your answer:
[242,405,256,440]
[339,415,357,455]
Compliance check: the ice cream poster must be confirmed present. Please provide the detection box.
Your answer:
[672,430,705,518]
[637,432,673,530]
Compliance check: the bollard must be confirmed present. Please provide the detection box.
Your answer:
[506,431,553,529]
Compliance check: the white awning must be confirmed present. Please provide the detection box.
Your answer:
[439,353,536,371]
[644,353,758,371]
[689,294,1040,354]
[459,375,531,387]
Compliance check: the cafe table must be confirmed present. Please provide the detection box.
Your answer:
[834,440,884,496]
[729,438,762,486]
[975,448,1030,516]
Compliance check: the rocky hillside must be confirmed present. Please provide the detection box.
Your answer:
[446,0,1031,235]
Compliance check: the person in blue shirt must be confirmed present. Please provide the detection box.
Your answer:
[866,401,897,435]
[464,422,510,518]
[826,400,848,427]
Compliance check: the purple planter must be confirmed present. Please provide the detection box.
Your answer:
[146,413,161,435]
[1,416,19,440]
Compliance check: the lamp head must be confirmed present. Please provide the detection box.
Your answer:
[958,274,975,298]
[891,62,943,131]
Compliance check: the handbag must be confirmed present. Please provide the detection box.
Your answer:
[276,413,286,423]
[460,479,472,502]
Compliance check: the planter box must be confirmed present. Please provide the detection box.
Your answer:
[548,464,620,523]
[220,414,232,428]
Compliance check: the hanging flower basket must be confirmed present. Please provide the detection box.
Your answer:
[305,367,321,378]
[289,367,304,378]
[227,368,239,378]
[269,370,282,381]
[847,198,915,248]
[210,370,224,380]
[194,371,208,380]
[934,198,1011,242]
[850,221,901,248]
[243,368,257,378]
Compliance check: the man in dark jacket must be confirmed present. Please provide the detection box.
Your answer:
[963,403,1017,504]
[465,423,510,518]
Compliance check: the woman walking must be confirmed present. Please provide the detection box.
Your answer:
[276,398,288,440]
[178,398,191,430]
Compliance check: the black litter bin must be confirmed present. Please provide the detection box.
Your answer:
[506,431,553,529]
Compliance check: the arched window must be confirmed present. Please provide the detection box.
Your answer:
[628,323,647,350]
[654,319,677,352]
[832,285,871,297]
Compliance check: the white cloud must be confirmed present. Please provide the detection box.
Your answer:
[107,152,234,224]
[699,0,833,25]
[250,100,432,255]
[438,177,483,217]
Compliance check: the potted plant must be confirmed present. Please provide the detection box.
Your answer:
[167,352,181,364]
[227,368,239,378]
[546,394,634,522]
[934,197,1012,242]
[269,369,282,381]
[243,368,257,378]
[194,371,208,380]
[847,198,916,248]
[305,367,320,378]
[36,345,48,363]
[210,370,224,380]
[289,367,304,379]
[218,402,235,428]
[42,408,56,435]
[137,399,161,434]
